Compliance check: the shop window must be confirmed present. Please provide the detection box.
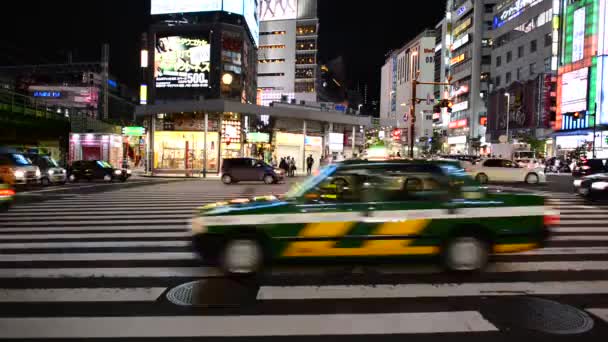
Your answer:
[295,68,315,79]
[296,54,316,65]
[296,40,317,50]
[296,25,317,35]
[295,82,315,93]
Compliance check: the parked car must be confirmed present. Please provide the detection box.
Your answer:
[68,160,131,183]
[0,181,15,211]
[26,154,67,185]
[573,173,608,201]
[221,158,284,185]
[572,158,608,178]
[0,153,41,185]
[468,158,546,184]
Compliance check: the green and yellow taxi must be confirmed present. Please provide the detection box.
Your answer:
[192,160,553,275]
[0,181,15,211]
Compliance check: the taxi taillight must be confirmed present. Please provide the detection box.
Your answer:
[0,189,15,197]
[544,213,560,226]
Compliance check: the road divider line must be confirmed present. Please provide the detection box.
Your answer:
[0,232,189,240]
[0,241,191,249]
[257,280,608,300]
[551,227,608,233]
[0,288,166,302]
[0,219,189,227]
[0,312,498,338]
[0,225,189,233]
[549,236,608,241]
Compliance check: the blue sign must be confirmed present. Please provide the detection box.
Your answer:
[108,79,117,88]
[456,6,467,16]
[334,104,346,112]
[33,91,61,98]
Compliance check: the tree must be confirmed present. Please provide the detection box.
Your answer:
[521,134,545,156]
[430,131,443,155]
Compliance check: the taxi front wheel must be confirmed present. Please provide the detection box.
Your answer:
[442,237,489,272]
[220,239,263,276]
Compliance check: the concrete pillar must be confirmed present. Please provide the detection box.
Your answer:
[352,125,356,158]
[302,120,307,172]
[148,115,155,175]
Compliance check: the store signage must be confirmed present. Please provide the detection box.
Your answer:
[451,85,469,97]
[155,36,211,89]
[494,0,543,29]
[329,133,344,152]
[33,91,61,98]
[456,5,467,16]
[450,54,466,66]
[276,132,302,146]
[305,136,323,147]
[391,128,402,141]
[561,68,588,113]
[122,126,146,136]
[140,85,147,105]
[222,120,241,144]
[572,7,586,62]
[451,101,469,112]
[246,132,270,143]
[451,34,470,51]
[453,18,472,37]
[448,119,469,129]
[480,117,488,126]
[447,135,467,145]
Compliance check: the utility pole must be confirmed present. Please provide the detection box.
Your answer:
[101,44,110,121]
[409,75,452,158]
[592,102,598,158]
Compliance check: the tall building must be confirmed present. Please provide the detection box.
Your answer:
[553,0,608,158]
[432,18,452,144]
[487,0,556,146]
[257,0,319,106]
[380,30,437,155]
[445,0,498,154]
[145,0,260,104]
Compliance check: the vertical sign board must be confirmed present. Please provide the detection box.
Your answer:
[391,55,397,112]
[572,7,586,63]
[599,0,608,124]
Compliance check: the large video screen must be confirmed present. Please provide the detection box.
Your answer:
[259,0,298,21]
[155,36,211,89]
[561,68,589,113]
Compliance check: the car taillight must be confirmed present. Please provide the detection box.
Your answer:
[582,166,591,170]
[544,213,560,226]
[0,189,15,196]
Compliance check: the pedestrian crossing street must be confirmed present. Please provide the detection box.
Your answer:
[1,180,608,340]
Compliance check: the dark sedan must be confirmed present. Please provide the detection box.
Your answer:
[572,159,608,178]
[68,160,131,183]
[573,173,608,201]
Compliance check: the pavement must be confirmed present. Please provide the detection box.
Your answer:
[1,175,608,341]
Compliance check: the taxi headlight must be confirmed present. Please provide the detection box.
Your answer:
[591,182,608,191]
[126,169,132,175]
[48,170,55,176]
[191,217,207,234]
[114,170,122,176]
[13,170,25,179]
[35,169,41,177]
[573,179,583,187]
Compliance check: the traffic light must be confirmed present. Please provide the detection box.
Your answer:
[572,111,585,120]
[446,100,453,113]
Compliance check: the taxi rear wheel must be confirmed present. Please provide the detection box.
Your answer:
[525,173,539,184]
[442,236,489,272]
[220,238,263,276]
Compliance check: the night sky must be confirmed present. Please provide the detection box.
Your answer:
[1,0,446,101]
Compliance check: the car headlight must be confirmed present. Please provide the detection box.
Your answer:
[48,170,55,176]
[114,170,122,176]
[13,170,25,179]
[591,181,608,191]
[573,179,583,187]
[191,217,207,234]
[62,169,67,174]
[126,169,132,175]
[35,169,41,177]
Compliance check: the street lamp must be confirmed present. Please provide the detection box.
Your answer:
[504,93,511,142]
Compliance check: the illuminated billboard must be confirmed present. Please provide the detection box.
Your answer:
[155,36,211,89]
[561,68,589,113]
[572,7,586,62]
[151,0,222,15]
[259,0,298,21]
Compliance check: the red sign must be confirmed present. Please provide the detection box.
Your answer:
[432,112,441,120]
[391,129,402,141]
[448,119,468,129]
[479,117,487,126]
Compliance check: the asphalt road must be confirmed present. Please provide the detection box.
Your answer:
[1,175,607,341]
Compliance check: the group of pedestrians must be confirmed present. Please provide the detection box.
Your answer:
[276,155,317,177]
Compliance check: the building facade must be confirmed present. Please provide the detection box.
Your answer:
[257,0,319,106]
[380,30,437,156]
[487,0,556,146]
[553,0,608,158]
[446,0,498,154]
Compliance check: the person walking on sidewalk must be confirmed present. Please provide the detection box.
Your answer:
[306,154,314,175]
[289,157,296,177]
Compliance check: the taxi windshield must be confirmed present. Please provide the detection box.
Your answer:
[42,156,59,168]
[285,164,338,199]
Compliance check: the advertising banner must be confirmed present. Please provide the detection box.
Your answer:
[561,68,589,113]
[155,36,211,89]
[259,0,298,21]
[572,7,586,62]
[151,0,222,15]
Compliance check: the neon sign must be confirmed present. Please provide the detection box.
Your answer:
[494,0,543,29]
[33,91,61,98]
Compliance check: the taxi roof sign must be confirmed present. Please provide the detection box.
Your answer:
[122,126,146,136]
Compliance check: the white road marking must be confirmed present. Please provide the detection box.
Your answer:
[0,288,166,302]
[587,308,608,323]
[550,236,608,241]
[515,246,608,255]
[0,252,197,262]
[0,240,191,249]
[0,225,189,233]
[0,232,189,240]
[0,267,221,278]
[0,219,188,226]
[551,227,608,233]
[558,220,608,226]
[0,312,498,338]
[258,281,608,300]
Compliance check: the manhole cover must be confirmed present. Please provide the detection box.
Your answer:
[166,279,258,307]
[482,297,594,334]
